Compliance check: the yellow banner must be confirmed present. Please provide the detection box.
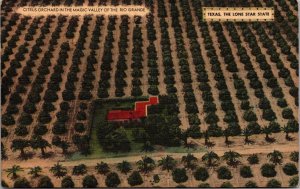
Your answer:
[203,7,274,22]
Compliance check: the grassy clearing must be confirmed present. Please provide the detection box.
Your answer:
[68,99,205,161]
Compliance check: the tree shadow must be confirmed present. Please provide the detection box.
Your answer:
[286,136,294,141]
[62,151,73,158]
[18,152,35,161]
[225,140,234,147]
[265,137,276,143]
[40,152,54,159]
[244,139,255,145]
[10,175,20,180]
[205,141,215,148]
[184,142,197,150]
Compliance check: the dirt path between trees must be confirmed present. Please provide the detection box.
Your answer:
[2,141,298,170]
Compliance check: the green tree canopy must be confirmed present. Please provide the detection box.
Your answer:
[38,176,54,188]
[172,168,188,183]
[127,171,143,186]
[158,155,177,172]
[202,151,219,167]
[50,163,67,178]
[13,177,31,188]
[193,167,209,181]
[105,172,121,187]
[82,175,98,188]
[61,176,75,188]
[116,161,132,174]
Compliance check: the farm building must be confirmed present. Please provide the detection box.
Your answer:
[107,96,159,121]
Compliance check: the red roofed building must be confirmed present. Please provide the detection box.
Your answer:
[107,96,159,121]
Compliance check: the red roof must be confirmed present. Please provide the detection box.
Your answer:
[107,96,159,121]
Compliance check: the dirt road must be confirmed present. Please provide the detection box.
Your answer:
[2,142,298,170]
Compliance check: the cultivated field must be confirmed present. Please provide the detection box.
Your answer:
[1,0,299,187]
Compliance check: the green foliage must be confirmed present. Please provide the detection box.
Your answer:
[267,150,283,165]
[282,108,294,119]
[205,112,220,124]
[38,176,54,188]
[290,151,299,162]
[262,109,276,121]
[202,151,220,167]
[246,122,261,134]
[289,176,299,187]
[50,163,67,178]
[18,113,33,125]
[181,153,197,170]
[158,155,177,172]
[82,175,98,188]
[52,122,67,135]
[102,128,131,153]
[61,176,75,188]
[198,183,210,188]
[243,110,257,122]
[76,111,87,121]
[240,166,253,178]
[117,161,132,174]
[33,124,48,136]
[141,141,154,152]
[1,127,8,138]
[30,135,51,156]
[220,181,233,188]
[137,156,156,173]
[286,119,299,133]
[277,98,287,108]
[282,163,298,176]
[72,134,90,155]
[132,128,149,143]
[51,136,70,154]
[148,85,159,95]
[5,165,24,179]
[105,172,121,187]
[153,174,160,183]
[74,123,85,133]
[172,168,188,183]
[217,166,232,180]
[11,139,30,157]
[1,143,7,160]
[2,180,9,188]
[266,179,281,188]
[222,150,241,167]
[72,164,87,175]
[261,163,277,177]
[247,154,259,164]
[241,100,250,110]
[95,162,110,175]
[193,167,209,181]
[127,171,143,186]
[188,114,201,128]
[145,104,181,146]
[29,166,42,177]
[268,121,281,133]
[244,181,257,188]
[2,113,15,126]
[131,86,143,96]
[14,126,28,136]
[207,123,223,137]
[13,177,31,188]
